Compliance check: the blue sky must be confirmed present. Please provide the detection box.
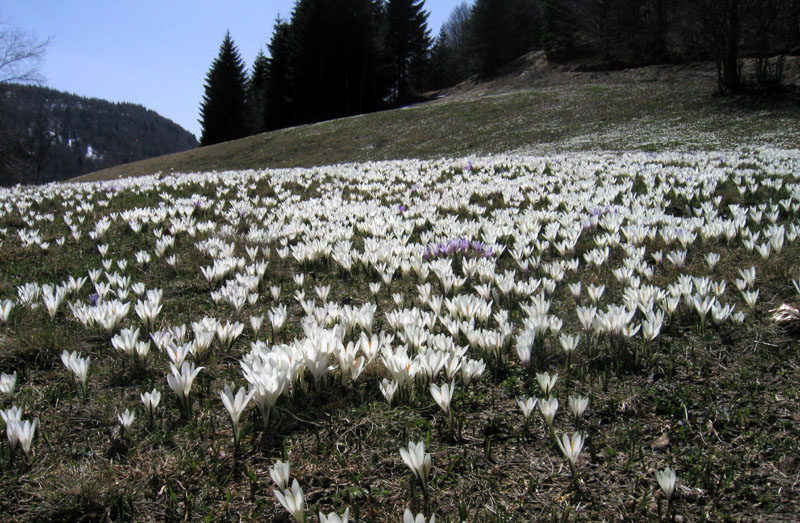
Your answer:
[3,1,463,140]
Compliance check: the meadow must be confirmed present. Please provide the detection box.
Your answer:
[0,148,799,521]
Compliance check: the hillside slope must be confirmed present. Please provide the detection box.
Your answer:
[0,84,198,185]
[75,57,800,183]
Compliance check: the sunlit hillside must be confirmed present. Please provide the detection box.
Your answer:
[1,147,799,520]
[76,59,800,183]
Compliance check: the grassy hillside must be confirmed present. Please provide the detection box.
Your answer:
[3,62,800,520]
[3,148,800,520]
[75,64,800,183]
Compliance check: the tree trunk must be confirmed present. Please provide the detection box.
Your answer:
[720,0,741,92]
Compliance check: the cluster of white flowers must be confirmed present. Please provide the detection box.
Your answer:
[0,147,797,516]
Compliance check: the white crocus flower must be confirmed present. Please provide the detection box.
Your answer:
[1,406,23,454]
[274,479,305,523]
[517,396,538,420]
[738,266,756,288]
[403,508,436,523]
[117,408,135,436]
[250,315,264,338]
[515,332,533,370]
[111,327,140,357]
[556,431,586,466]
[0,299,14,323]
[460,358,485,387]
[0,371,17,400]
[430,381,455,433]
[141,388,161,426]
[559,333,580,354]
[568,394,589,424]
[517,396,538,434]
[741,289,759,311]
[575,305,597,332]
[400,440,432,494]
[270,285,281,301]
[270,459,291,491]
[61,350,90,397]
[268,305,288,340]
[380,378,399,406]
[586,283,605,304]
[539,396,559,432]
[247,366,286,429]
[535,371,558,396]
[655,466,677,500]
[165,341,193,368]
[220,383,255,450]
[12,418,37,457]
[167,361,203,416]
[319,508,350,523]
[134,299,162,330]
[568,282,582,300]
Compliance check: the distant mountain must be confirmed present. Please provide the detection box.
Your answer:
[0,83,198,185]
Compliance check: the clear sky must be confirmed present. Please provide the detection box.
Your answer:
[3,1,464,140]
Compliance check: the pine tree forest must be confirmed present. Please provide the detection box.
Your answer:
[199,0,800,143]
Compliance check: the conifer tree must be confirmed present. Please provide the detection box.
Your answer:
[471,0,538,77]
[199,31,248,146]
[247,50,270,135]
[288,0,385,125]
[265,18,293,131]
[384,0,432,104]
[541,0,571,62]
[427,1,472,89]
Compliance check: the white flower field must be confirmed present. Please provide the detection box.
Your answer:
[0,148,799,520]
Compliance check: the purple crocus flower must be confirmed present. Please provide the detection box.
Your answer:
[89,293,99,306]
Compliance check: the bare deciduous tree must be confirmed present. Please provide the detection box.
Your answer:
[0,17,49,84]
[0,17,50,185]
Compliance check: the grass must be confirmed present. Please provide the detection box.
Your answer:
[1,148,800,520]
[73,72,800,183]
[3,66,800,520]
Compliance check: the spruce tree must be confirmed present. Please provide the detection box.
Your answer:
[265,18,293,131]
[199,31,248,146]
[247,50,270,135]
[541,0,571,62]
[288,0,386,125]
[384,0,432,104]
[470,0,538,77]
[427,1,472,89]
